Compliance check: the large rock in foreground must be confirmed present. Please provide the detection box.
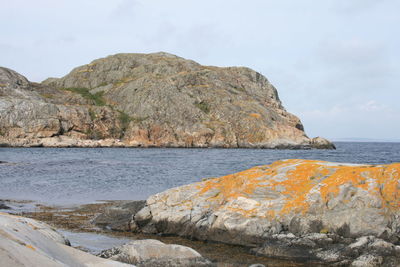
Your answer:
[129,159,400,265]
[0,53,334,149]
[98,239,213,266]
[0,212,132,266]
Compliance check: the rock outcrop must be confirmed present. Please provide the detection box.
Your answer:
[98,239,213,266]
[0,52,334,149]
[0,201,10,210]
[93,200,146,232]
[0,212,132,266]
[126,159,400,265]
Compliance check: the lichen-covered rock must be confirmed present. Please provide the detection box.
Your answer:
[129,159,400,264]
[0,212,132,266]
[98,239,213,266]
[1,52,334,149]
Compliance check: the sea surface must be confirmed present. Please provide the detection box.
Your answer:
[1,142,399,205]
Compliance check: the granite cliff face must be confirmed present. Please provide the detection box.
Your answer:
[0,52,334,148]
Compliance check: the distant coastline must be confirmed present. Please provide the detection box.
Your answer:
[332,138,400,143]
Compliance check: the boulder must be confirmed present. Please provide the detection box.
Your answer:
[311,137,336,149]
[98,239,213,266]
[0,201,10,209]
[0,212,132,266]
[93,200,146,231]
[129,159,400,264]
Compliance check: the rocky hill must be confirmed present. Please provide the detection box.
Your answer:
[0,52,334,148]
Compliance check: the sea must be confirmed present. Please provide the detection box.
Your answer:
[1,142,400,206]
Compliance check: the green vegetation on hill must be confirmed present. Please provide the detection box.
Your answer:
[62,88,106,106]
[194,100,210,114]
[118,111,132,137]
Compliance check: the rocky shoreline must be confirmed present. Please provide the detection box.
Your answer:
[2,158,399,266]
[97,159,400,266]
[0,135,334,149]
[14,201,303,266]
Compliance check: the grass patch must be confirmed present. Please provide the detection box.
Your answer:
[84,128,102,140]
[234,87,246,92]
[194,101,210,114]
[118,111,147,137]
[62,88,106,106]
[98,82,108,87]
[88,109,96,121]
[41,93,54,99]
[118,111,132,127]
[118,111,133,137]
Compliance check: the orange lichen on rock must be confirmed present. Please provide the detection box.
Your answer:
[198,167,267,200]
[196,159,400,217]
[249,113,261,119]
[317,162,400,209]
[26,244,36,250]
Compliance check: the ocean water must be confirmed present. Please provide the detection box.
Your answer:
[1,142,399,205]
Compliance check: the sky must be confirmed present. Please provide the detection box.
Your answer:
[1,0,399,140]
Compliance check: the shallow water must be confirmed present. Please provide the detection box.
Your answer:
[58,230,131,254]
[1,142,399,205]
[58,229,307,267]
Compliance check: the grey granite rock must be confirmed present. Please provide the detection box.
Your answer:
[125,159,400,265]
[0,212,132,266]
[98,239,214,266]
[93,200,146,231]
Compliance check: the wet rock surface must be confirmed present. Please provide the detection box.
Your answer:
[0,53,334,149]
[252,234,400,266]
[93,200,146,231]
[0,202,11,209]
[24,202,305,266]
[126,159,400,265]
[98,239,214,266]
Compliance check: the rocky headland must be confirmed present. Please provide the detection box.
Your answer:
[95,159,400,266]
[0,52,334,149]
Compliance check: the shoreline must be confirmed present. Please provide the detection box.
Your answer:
[2,199,307,267]
[0,143,332,150]
[2,156,400,265]
[0,135,335,150]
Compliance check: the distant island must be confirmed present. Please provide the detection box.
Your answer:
[0,52,333,149]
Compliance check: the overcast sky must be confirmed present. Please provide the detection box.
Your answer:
[1,0,399,140]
